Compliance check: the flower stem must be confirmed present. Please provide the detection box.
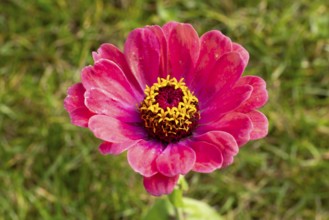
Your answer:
[173,204,184,220]
[168,176,188,220]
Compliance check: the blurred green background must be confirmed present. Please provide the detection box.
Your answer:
[1,0,328,219]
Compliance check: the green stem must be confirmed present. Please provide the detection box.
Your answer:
[173,204,184,220]
[168,176,188,220]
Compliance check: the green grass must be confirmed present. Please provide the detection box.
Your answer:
[1,0,328,219]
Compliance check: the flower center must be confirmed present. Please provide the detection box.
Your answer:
[139,76,200,143]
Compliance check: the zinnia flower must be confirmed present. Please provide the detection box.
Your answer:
[64,21,268,196]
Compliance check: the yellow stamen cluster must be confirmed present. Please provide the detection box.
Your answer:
[139,76,200,143]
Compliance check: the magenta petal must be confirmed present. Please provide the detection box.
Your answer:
[92,43,130,75]
[197,52,246,104]
[197,30,232,72]
[166,23,200,82]
[81,59,139,103]
[143,173,179,196]
[232,43,249,66]
[92,43,142,93]
[194,131,238,155]
[84,87,123,114]
[236,76,268,112]
[64,83,86,112]
[69,107,94,127]
[146,25,168,78]
[156,143,196,177]
[64,83,94,127]
[84,88,139,122]
[127,140,162,177]
[190,141,223,173]
[193,131,238,169]
[222,154,234,168]
[162,21,179,38]
[246,110,269,140]
[99,140,139,155]
[200,85,253,123]
[88,115,146,143]
[216,112,253,147]
[124,28,161,87]
[191,30,232,90]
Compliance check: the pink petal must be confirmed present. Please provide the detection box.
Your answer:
[92,44,128,73]
[81,59,139,104]
[99,140,139,155]
[245,110,269,140]
[166,22,200,82]
[64,83,86,112]
[232,43,249,66]
[69,107,94,127]
[127,140,163,177]
[190,141,223,173]
[84,88,139,122]
[88,115,146,143]
[146,25,168,78]
[236,76,268,112]
[191,30,232,90]
[222,154,234,168]
[143,173,179,196]
[64,83,95,127]
[193,131,239,155]
[196,52,246,104]
[156,143,196,177]
[192,131,238,169]
[92,43,143,94]
[200,85,253,124]
[124,28,161,88]
[216,112,253,147]
[162,21,179,39]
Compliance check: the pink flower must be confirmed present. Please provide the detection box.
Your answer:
[64,21,268,196]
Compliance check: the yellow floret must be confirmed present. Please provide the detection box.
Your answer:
[139,76,200,142]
